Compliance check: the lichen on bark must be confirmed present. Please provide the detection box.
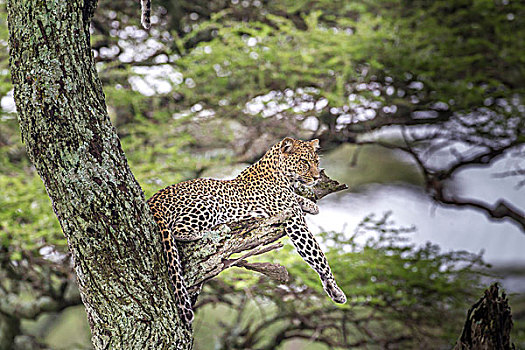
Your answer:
[8,0,191,347]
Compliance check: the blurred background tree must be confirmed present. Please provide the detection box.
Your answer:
[0,0,523,348]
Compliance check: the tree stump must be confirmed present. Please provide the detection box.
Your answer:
[454,283,515,350]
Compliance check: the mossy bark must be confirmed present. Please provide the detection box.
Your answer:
[7,0,192,348]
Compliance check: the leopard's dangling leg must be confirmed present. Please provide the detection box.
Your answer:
[152,213,194,324]
[285,210,347,304]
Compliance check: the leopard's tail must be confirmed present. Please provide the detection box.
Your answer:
[151,212,194,323]
[141,0,151,29]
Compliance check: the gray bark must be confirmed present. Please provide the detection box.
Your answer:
[7,0,191,348]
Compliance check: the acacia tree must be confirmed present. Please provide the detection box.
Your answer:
[4,0,523,348]
[6,1,347,348]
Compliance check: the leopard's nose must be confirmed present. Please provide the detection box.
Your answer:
[313,174,320,180]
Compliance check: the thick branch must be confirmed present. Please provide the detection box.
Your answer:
[182,210,291,292]
[434,192,525,232]
[294,169,348,203]
[179,172,348,292]
[232,260,289,284]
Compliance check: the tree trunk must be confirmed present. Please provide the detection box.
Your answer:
[454,283,515,350]
[7,0,192,347]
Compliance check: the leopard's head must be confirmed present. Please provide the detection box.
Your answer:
[279,137,321,186]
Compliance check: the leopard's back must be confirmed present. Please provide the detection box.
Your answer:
[147,175,292,240]
[148,137,319,231]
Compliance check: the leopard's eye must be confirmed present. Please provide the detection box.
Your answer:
[300,159,310,168]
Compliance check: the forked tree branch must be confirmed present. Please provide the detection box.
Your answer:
[353,138,525,233]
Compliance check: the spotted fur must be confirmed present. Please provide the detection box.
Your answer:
[147,137,347,323]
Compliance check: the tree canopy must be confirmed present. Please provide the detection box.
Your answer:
[0,0,523,348]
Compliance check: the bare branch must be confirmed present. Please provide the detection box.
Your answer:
[232,260,289,284]
[454,284,514,350]
[493,168,525,178]
[442,142,519,179]
[294,169,348,202]
[224,241,284,267]
[354,131,525,232]
[435,195,525,232]
[182,210,291,293]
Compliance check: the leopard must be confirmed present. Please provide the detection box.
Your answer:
[147,137,347,324]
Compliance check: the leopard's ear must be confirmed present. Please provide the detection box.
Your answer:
[310,139,320,151]
[281,137,297,154]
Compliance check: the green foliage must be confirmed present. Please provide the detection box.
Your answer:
[0,4,9,97]
[87,0,524,141]
[164,0,524,124]
[175,10,386,107]
[1,0,523,347]
[0,172,64,252]
[0,106,67,257]
[208,213,487,348]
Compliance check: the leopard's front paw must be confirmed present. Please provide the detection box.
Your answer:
[322,278,347,304]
